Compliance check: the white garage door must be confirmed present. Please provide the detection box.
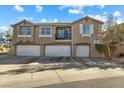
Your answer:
[76,45,89,57]
[16,45,40,56]
[45,45,70,56]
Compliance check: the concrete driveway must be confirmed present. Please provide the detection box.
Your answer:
[0,55,37,64]
[0,55,124,87]
[0,56,122,74]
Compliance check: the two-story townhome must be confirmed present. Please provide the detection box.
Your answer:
[10,16,104,57]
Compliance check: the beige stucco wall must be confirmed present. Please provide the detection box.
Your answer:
[72,18,103,57]
[10,18,103,57]
[14,22,35,43]
[34,25,72,44]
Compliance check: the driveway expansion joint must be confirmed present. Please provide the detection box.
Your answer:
[54,70,64,83]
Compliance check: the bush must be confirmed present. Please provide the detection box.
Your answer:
[119,53,124,57]
[3,44,10,48]
[95,44,117,57]
[0,47,3,51]
[110,45,117,56]
[95,44,106,54]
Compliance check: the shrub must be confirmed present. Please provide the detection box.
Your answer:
[95,44,106,54]
[95,44,117,57]
[119,53,124,57]
[3,44,10,48]
[0,47,3,51]
[110,45,117,56]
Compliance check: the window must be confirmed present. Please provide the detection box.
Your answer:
[39,26,52,37]
[80,24,93,37]
[56,27,71,40]
[58,28,65,38]
[19,26,31,37]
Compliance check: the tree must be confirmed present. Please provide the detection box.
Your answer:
[113,23,124,43]
[0,27,12,49]
[0,32,6,43]
[4,27,12,48]
[103,14,117,59]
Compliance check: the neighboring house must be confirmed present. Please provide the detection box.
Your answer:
[10,16,104,57]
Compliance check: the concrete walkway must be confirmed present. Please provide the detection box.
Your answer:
[40,76,124,88]
[0,67,124,87]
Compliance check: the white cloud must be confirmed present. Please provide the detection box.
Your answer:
[59,5,84,14]
[14,5,24,12]
[36,5,43,12]
[18,17,33,21]
[0,26,8,33]
[114,11,121,17]
[59,5,71,10]
[88,14,107,22]
[40,18,59,23]
[100,5,105,9]
[103,11,107,15]
[68,8,83,14]
[117,18,124,24]
[88,14,124,24]
[41,18,47,23]
[51,19,58,23]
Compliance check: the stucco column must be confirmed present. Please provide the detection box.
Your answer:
[9,43,16,56]
[71,25,74,57]
[41,44,45,56]
[90,34,95,58]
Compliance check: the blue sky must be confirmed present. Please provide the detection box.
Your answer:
[0,5,124,32]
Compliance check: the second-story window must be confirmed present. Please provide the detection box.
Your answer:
[20,26,31,36]
[80,24,94,37]
[39,26,52,37]
[56,27,71,40]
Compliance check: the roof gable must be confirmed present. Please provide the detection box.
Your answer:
[72,16,104,24]
[11,19,34,26]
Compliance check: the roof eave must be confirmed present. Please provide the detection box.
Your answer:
[72,16,104,24]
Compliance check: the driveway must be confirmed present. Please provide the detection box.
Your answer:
[0,55,37,64]
[0,56,123,74]
[0,55,124,87]
[0,56,86,75]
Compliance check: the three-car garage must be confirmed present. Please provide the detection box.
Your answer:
[16,45,90,57]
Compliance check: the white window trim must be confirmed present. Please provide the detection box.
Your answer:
[39,35,52,37]
[80,24,94,37]
[39,26,52,37]
[55,40,71,42]
[82,34,91,37]
[18,35,31,37]
[19,26,32,37]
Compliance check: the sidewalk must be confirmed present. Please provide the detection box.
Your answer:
[0,67,124,87]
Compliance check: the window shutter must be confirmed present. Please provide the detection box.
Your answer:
[90,24,94,34]
[80,24,83,35]
[80,24,83,34]
[50,26,52,35]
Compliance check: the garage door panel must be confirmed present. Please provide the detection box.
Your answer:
[76,46,89,57]
[45,46,70,56]
[16,45,40,56]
